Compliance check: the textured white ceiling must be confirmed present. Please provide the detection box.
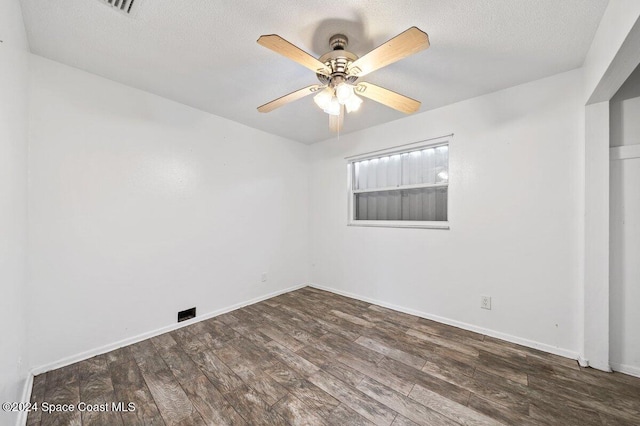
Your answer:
[20,0,608,144]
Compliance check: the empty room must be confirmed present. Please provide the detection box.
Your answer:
[2,0,640,425]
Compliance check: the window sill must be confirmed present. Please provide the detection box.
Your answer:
[347,220,450,230]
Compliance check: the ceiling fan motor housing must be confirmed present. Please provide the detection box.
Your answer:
[329,34,348,50]
[317,34,359,87]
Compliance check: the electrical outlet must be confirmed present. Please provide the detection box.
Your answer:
[481,295,492,310]
[261,273,268,282]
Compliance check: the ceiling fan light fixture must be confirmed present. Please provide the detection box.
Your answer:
[335,83,354,104]
[257,27,429,127]
[323,96,341,116]
[345,94,363,113]
[313,87,333,110]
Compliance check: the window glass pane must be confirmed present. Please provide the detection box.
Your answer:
[356,192,367,219]
[376,156,388,188]
[388,154,401,187]
[394,146,449,186]
[421,147,436,184]
[355,187,447,221]
[401,153,411,185]
[354,160,365,189]
[435,145,449,183]
[351,142,448,224]
[355,149,432,190]
[367,158,378,188]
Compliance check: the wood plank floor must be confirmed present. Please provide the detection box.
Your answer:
[27,287,640,425]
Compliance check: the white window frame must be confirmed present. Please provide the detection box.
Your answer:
[346,135,451,230]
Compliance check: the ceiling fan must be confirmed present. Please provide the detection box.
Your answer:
[257,27,430,132]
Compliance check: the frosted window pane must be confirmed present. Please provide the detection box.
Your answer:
[355,188,447,221]
[351,143,448,223]
[435,146,448,183]
[422,148,436,184]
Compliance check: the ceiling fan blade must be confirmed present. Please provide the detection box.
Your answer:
[258,35,331,76]
[355,82,420,114]
[329,105,344,132]
[347,27,429,77]
[257,84,324,113]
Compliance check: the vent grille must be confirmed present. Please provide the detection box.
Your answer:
[178,307,196,323]
[100,0,136,14]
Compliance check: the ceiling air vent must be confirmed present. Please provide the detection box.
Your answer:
[99,0,136,15]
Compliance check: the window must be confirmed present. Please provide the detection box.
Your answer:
[347,137,450,229]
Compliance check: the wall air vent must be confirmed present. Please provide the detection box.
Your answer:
[178,307,196,323]
[99,0,136,15]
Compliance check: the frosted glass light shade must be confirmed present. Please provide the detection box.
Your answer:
[345,94,363,113]
[324,97,341,116]
[335,83,354,104]
[313,88,333,110]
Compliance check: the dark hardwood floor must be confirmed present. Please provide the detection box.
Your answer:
[27,287,640,425]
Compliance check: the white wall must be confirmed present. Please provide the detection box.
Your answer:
[27,55,310,369]
[309,69,585,357]
[582,0,640,371]
[583,0,640,103]
[584,101,610,370]
[611,65,640,147]
[611,97,640,147]
[0,0,29,50]
[610,65,640,376]
[0,1,29,425]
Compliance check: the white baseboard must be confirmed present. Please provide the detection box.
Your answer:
[577,355,589,367]
[309,283,581,361]
[610,362,640,378]
[16,372,33,426]
[30,283,307,376]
